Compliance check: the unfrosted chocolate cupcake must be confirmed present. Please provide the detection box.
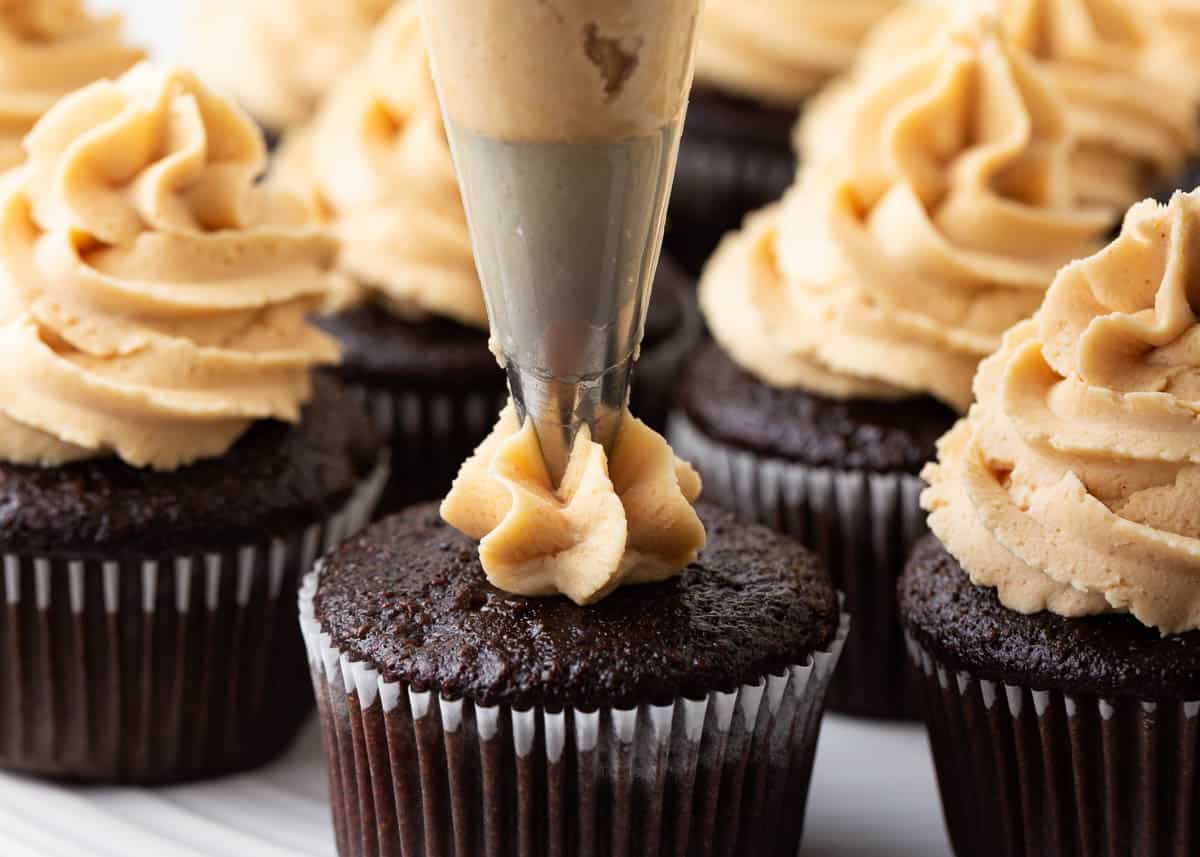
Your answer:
[303,500,845,857]
[0,66,385,783]
[277,5,701,513]
[903,191,1200,857]
[667,0,902,274]
[670,15,1110,718]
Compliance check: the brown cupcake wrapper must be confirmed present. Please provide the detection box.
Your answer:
[300,571,847,857]
[348,383,506,515]
[669,411,926,720]
[907,635,1200,857]
[0,456,388,785]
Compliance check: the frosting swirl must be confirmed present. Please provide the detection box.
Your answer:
[0,0,143,171]
[806,0,1200,209]
[442,403,706,605]
[923,190,1200,635]
[275,4,486,328]
[0,64,342,471]
[700,14,1109,412]
[187,0,391,130]
[694,0,902,106]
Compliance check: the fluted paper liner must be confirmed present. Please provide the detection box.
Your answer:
[670,411,925,719]
[349,382,506,516]
[300,570,847,857]
[907,635,1200,857]
[0,457,387,785]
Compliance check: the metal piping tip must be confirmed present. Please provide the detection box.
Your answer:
[506,356,633,486]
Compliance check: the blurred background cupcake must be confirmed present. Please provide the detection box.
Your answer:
[303,402,845,856]
[0,65,384,783]
[186,0,391,141]
[276,3,702,515]
[805,0,1200,211]
[904,189,1200,857]
[667,0,904,274]
[671,12,1111,718]
[0,0,143,170]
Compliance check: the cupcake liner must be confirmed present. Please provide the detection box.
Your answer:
[630,294,704,433]
[348,383,506,516]
[906,635,1200,857]
[0,457,388,785]
[669,411,926,719]
[300,571,848,857]
[667,137,796,276]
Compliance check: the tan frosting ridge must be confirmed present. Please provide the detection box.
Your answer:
[275,4,485,328]
[805,0,1200,209]
[700,14,1109,412]
[0,64,342,471]
[442,403,706,606]
[695,0,903,106]
[420,0,700,142]
[0,0,143,171]
[187,0,391,130]
[923,190,1200,635]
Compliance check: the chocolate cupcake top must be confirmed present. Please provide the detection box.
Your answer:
[808,0,1200,209]
[923,189,1200,636]
[0,0,143,171]
[699,12,1109,413]
[186,0,390,130]
[694,0,902,106]
[314,502,839,709]
[274,4,485,330]
[0,64,342,471]
[442,404,705,605]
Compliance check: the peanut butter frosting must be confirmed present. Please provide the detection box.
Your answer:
[0,0,143,171]
[442,404,706,606]
[274,4,485,328]
[805,0,1200,209]
[420,0,700,142]
[923,190,1200,635]
[700,14,1110,412]
[0,64,342,471]
[187,0,391,131]
[695,0,903,106]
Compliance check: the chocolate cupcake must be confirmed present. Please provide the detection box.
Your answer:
[902,190,1200,857]
[0,0,143,170]
[302,404,845,855]
[667,0,902,274]
[186,0,390,140]
[803,0,1200,212]
[670,13,1110,718]
[0,65,385,783]
[276,4,702,514]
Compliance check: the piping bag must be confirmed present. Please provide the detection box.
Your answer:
[419,0,702,485]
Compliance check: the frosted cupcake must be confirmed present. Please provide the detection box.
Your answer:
[0,65,385,783]
[187,0,391,137]
[805,0,1200,210]
[302,404,846,855]
[0,0,143,170]
[277,4,702,513]
[671,13,1110,718]
[904,188,1200,857]
[670,0,902,272]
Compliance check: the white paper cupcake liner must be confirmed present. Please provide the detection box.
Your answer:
[347,382,506,515]
[0,457,387,785]
[907,634,1200,857]
[300,568,847,857]
[669,411,926,719]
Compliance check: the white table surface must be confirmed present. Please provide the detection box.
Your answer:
[0,5,955,855]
